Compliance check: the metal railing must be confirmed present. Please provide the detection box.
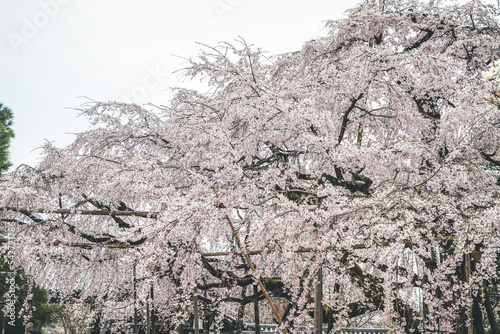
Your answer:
[241,324,388,334]
[337,329,388,334]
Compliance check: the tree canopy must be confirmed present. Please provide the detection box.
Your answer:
[1,0,500,333]
[0,103,14,173]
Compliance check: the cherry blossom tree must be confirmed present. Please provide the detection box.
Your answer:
[1,0,500,333]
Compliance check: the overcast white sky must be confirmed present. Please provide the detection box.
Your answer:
[0,0,374,168]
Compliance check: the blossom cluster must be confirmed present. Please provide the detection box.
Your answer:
[482,60,500,107]
[482,60,500,83]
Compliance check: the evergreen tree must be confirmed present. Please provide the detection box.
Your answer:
[0,103,14,173]
[0,104,63,332]
[0,258,65,333]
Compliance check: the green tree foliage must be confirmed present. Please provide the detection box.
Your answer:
[27,286,65,334]
[0,258,65,333]
[0,103,14,173]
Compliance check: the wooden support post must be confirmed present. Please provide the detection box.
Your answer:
[151,285,155,334]
[313,267,323,334]
[203,290,210,334]
[254,283,260,334]
[212,187,287,333]
[236,287,246,334]
[465,253,473,334]
[193,287,200,334]
[146,288,151,334]
[134,262,138,334]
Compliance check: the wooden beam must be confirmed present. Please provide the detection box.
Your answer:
[1,207,158,218]
[0,239,365,255]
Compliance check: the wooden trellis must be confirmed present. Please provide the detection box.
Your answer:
[0,205,332,334]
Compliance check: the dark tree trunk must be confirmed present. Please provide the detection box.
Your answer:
[236,299,245,334]
[313,268,323,334]
[90,312,101,334]
[472,295,485,334]
[254,284,260,334]
[484,281,500,334]
[327,310,334,334]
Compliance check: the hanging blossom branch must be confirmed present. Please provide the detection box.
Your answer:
[483,59,500,108]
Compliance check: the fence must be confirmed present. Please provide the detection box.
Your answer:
[241,324,388,334]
